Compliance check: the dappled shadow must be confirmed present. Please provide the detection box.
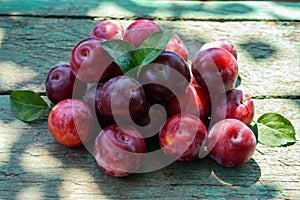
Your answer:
[0,16,96,93]
[88,1,254,19]
[0,1,296,199]
[274,2,300,8]
[0,100,279,199]
[212,3,254,15]
[239,40,277,60]
[1,0,298,22]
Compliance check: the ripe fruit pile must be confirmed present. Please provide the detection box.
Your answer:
[46,19,256,177]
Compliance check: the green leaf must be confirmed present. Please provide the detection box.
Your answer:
[10,90,49,122]
[100,39,136,74]
[134,30,176,67]
[250,123,258,142]
[100,31,176,76]
[255,112,296,147]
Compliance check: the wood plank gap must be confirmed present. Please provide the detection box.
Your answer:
[253,95,300,100]
[0,14,299,22]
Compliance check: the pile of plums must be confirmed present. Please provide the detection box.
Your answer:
[46,19,256,177]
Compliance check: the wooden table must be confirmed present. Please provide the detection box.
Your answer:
[0,1,299,199]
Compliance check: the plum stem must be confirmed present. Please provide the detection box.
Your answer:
[241,96,253,104]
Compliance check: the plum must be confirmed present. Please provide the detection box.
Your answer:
[159,114,207,162]
[208,119,256,167]
[212,89,254,126]
[165,80,211,121]
[138,51,191,103]
[90,20,124,40]
[48,99,94,147]
[45,64,87,104]
[70,38,115,83]
[94,124,146,177]
[96,76,146,122]
[200,39,237,60]
[123,19,161,47]
[165,34,188,61]
[192,48,238,94]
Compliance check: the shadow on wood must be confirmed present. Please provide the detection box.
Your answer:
[239,40,277,60]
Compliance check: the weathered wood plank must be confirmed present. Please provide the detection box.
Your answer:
[0,17,299,97]
[0,1,299,21]
[0,96,299,199]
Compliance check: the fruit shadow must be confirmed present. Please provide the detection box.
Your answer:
[94,157,279,199]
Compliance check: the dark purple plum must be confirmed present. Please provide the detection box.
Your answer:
[45,64,87,104]
[96,76,146,122]
[138,51,191,103]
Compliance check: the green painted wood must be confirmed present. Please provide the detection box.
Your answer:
[0,17,299,96]
[0,95,299,199]
[0,1,299,21]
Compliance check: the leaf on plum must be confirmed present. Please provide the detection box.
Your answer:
[134,30,176,67]
[100,31,176,76]
[100,39,136,74]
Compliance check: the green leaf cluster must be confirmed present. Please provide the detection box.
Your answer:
[100,30,176,76]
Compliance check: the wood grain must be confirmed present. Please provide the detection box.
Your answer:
[0,95,299,199]
[0,1,299,21]
[0,2,299,198]
[0,17,299,97]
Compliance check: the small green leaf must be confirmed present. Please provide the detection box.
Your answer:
[250,123,258,142]
[255,112,296,147]
[134,30,176,67]
[100,39,136,74]
[10,90,49,122]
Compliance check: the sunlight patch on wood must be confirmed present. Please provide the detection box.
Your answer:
[87,2,134,18]
[0,61,38,91]
[20,145,63,175]
[17,186,45,200]
[0,121,21,167]
[60,168,103,200]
